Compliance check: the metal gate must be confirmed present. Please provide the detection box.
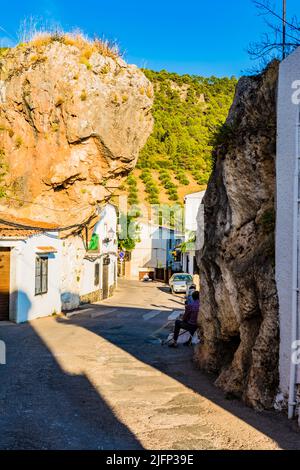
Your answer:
[155,268,165,282]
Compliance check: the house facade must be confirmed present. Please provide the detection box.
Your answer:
[0,204,118,323]
[0,215,62,323]
[120,221,182,281]
[277,47,300,425]
[61,203,118,310]
[181,191,205,277]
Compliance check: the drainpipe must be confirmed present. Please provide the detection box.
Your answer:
[289,108,300,419]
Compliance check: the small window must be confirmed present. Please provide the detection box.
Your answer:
[35,256,48,295]
[94,263,100,286]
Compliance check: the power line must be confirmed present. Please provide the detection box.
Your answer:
[0,206,105,233]
[4,195,92,213]
[0,217,89,233]
[0,198,109,233]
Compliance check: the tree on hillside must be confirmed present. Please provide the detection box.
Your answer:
[249,0,300,62]
[118,213,141,252]
[139,69,237,189]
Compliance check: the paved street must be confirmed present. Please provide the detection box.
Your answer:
[0,279,299,450]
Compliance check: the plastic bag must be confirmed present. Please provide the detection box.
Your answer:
[191,331,201,345]
[167,331,191,344]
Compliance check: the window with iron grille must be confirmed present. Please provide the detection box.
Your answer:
[94,263,100,286]
[35,256,48,295]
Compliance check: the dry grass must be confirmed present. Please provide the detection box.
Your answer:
[26,33,53,48]
[0,48,9,58]
[29,53,47,64]
[93,38,119,60]
[22,31,120,61]
[79,56,92,70]
[0,125,14,138]
[55,97,64,107]
[51,122,60,132]
[111,93,119,105]
[100,64,111,74]
[15,136,23,148]
[80,90,87,101]
[146,85,153,99]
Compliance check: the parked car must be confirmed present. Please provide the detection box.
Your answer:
[169,273,193,294]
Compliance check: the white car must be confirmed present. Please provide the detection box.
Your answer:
[169,273,193,294]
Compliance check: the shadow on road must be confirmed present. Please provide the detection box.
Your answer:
[0,320,142,450]
[56,302,300,450]
[156,286,171,294]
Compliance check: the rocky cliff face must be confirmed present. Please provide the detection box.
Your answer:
[0,38,153,224]
[195,62,279,410]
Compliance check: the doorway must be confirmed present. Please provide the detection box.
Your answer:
[102,263,109,299]
[0,248,10,321]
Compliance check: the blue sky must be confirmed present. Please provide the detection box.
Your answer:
[0,0,299,77]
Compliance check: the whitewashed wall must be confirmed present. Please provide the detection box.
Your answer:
[0,232,62,323]
[182,251,195,276]
[184,191,206,233]
[277,47,300,399]
[61,203,118,310]
[182,191,205,276]
[127,222,169,280]
[60,235,85,310]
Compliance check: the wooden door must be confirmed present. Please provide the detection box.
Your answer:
[0,248,10,321]
[155,268,165,282]
[102,263,109,300]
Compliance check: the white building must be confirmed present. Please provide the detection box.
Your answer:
[121,221,182,281]
[277,47,300,424]
[182,191,205,276]
[0,204,118,323]
[0,215,62,323]
[61,203,118,310]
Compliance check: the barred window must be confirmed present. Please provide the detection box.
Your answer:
[35,256,48,296]
[94,263,100,286]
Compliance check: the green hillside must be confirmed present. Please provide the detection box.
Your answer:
[126,69,237,206]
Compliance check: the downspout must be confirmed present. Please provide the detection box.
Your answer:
[288,107,300,419]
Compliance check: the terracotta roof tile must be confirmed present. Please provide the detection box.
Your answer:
[36,246,58,253]
[0,213,58,238]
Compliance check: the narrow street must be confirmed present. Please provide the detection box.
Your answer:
[0,279,299,450]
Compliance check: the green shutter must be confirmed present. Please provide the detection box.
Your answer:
[88,234,99,251]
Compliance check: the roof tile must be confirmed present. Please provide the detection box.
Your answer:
[0,213,58,238]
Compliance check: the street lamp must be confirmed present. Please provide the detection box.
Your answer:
[108,228,115,240]
[282,0,286,60]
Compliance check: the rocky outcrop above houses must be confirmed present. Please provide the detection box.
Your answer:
[0,38,153,224]
[195,62,279,410]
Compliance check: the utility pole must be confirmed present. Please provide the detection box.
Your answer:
[282,0,287,59]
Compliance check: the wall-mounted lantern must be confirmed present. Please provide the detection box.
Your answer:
[103,255,111,266]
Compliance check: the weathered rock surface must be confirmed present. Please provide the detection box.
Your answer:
[195,62,279,410]
[0,39,153,224]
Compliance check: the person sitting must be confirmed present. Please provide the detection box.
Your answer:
[169,291,200,348]
[186,284,197,305]
[142,273,152,282]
